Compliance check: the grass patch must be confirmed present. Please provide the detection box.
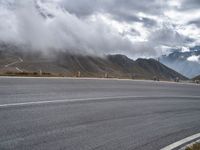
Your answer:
[186,142,200,150]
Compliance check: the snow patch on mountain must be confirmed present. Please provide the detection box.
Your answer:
[187,55,200,63]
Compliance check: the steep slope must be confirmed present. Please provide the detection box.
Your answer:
[108,55,187,80]
[0,48,188,80]
[135,59,187,80]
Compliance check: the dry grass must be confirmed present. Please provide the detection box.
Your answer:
[185,142,200,150]
[1,71,52,77]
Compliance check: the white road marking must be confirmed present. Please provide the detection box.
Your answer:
[0,96,200,108]
[160,133,200,150]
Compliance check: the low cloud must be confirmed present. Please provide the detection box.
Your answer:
[0,0,199,57]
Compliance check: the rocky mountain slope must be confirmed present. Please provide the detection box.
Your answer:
[0,46,187,80]
[193,75,200,81]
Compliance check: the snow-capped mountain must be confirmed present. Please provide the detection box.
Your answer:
[160,46,200,78]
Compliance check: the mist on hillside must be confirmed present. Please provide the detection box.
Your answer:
[0,0,144,57]
[0,0,198,58]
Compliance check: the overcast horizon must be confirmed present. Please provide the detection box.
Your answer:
[0,0,200,58]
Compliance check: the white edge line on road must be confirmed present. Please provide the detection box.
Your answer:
[0,96,200,108]
[0,96,135,108]
[160,133,200,150]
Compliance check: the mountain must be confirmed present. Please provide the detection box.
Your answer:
[0,46,187,80]
[160,46,200,78]
[107,55,187,80]
[193,75,200,81]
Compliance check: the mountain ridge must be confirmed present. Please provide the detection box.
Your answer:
[0,47,188,80]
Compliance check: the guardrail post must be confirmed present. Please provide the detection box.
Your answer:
[39,70,42,76]
[105,73,108,78]
[77,71,81,77]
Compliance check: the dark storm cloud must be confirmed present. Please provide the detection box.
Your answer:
[120,28,141,37]
[188,19,200,27]
[60,0,164,21]
[180,0,200,10]
[149,26,195,47]
[141,18,157,27]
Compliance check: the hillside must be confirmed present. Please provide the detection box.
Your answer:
[193,75,200,81]
[107,55,187,80]
[0,48,188,80]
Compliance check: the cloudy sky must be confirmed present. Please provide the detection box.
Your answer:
[0,0,200,57]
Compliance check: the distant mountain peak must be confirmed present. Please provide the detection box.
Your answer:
[160,45,200,78]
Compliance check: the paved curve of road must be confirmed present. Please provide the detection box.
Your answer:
[0,77,200,150]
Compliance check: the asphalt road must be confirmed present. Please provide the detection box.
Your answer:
[0,77,200,150]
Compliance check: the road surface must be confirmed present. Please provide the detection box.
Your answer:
[0,77,200,150]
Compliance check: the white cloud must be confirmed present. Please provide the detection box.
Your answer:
[187,55,200,63]
[0,0,199,57]
[181,47,190,52]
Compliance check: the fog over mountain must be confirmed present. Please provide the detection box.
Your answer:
[0,0,200,58]
[160,46,200,78]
